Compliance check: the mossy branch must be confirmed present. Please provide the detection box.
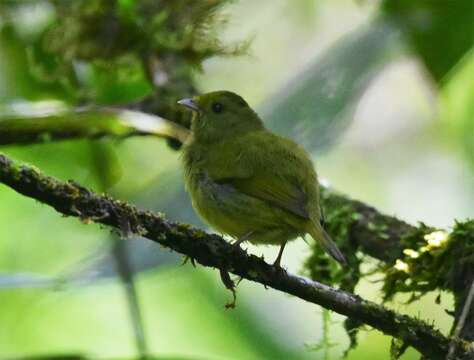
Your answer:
[0,153,472,360]
[318,189,474,343]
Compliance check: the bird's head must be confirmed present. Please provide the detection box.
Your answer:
[178,91,263,143]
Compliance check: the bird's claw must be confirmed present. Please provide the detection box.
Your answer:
[225,291,237,309]
[231,231,253,249]
[219,268,237,309]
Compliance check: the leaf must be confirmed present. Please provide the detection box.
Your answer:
[0,20,75,102]
[0,24,44,100]
[382,0,474,82]
[86,60,153,104]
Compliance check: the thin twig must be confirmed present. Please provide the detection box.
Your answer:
[448,278,474,359]
[112,239,149,359]
[90,142,150,359]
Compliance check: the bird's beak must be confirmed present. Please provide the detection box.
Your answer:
[177,98,200,112]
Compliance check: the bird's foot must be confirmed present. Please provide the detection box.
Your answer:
[272,257,283,269]
[225,291,237,309]
[272,259,287,273]
[231,231,253,249]
[219,268,237,309]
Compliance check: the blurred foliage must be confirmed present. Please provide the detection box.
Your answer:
[382,0,474,82]
[439,51,474,170]
[42,0,247,111]
[48,0,244,64]
[0,23,68,101]
[0,0,248,123]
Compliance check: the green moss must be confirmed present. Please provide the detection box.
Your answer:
[382,220,474,301]
[8,161,22,181]
[305,188,474,353]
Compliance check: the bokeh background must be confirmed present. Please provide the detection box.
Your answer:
[0,0,473,359]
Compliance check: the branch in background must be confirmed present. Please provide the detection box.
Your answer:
[0,103,189,146]
[0,153,472,360]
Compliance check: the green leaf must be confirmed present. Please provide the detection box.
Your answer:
[0,24,43,100]
[87,60,153,104]
[0,21,75,102]
[382,0,474,82]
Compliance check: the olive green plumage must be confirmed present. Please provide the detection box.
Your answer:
[178,91,346,266]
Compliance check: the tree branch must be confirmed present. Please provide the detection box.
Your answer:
[0,104,189,146]
[0,153,472,359]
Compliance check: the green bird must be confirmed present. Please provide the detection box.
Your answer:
[178,91,346,267]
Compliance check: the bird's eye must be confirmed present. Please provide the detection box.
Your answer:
[211,102,223,114]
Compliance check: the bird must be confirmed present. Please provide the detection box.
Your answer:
[177,90,346,268]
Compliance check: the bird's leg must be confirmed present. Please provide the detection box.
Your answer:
[273,241,288,268]
[232,231,253,248]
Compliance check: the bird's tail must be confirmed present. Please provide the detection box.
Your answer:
[307,222,347,266]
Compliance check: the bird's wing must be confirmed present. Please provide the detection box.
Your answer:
[218,175,310,219]
[208,132,312,219]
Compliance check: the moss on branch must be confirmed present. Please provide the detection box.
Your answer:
[0,153,472,359]
[314,188,474,343]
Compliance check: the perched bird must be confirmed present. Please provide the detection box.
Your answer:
[178,91,346,268]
